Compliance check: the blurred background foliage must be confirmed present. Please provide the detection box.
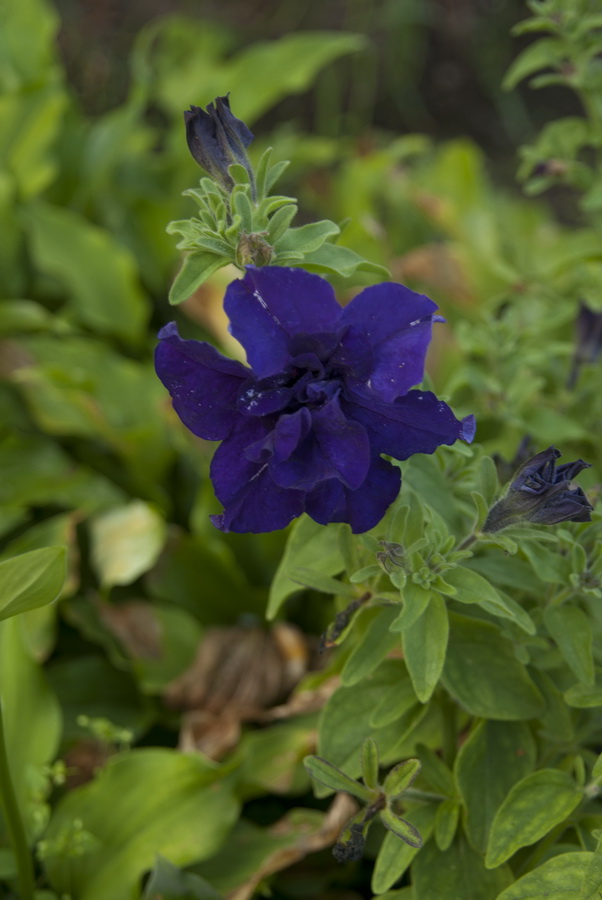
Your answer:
[1,0,602,897]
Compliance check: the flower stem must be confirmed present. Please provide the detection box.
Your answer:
[0,699,35,900]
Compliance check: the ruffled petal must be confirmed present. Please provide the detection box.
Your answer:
[345,389,475,460]
[155,322,250,440]
[224,267,342,377]
[311,395,371,490]
[340,283,439,401]
[306,455,401,533]
[210,417,304,533]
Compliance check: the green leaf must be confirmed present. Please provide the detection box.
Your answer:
[434,799,460,852]
[267,517,345,619]
[445,565,535,634]
[478,455,499,506]
[90,501,167,589]
[389,583,431,632]
[544,605,594,685]
[412,832,512,899]
[0,615,62,833]
[288,567,356,598]
[442,613,545,720]
[295,242,389,278]
[582,839,602,900]
[274,219,340,254]
[21,201,147,344]
[341,606,399,686]
[142,855,223,899]
[384,759,421,798]
[454,721,536,854]
[44,749,239,900]
[503,38,567,90]
[402,593,448,703]
[485,769,583,868]
[0,546,66,620]
[371,806,436,894]
[361,738,380,790]
[266,203,297,243]
[303,755,372,802]
[564,684,602,708]
[369,668,418,728]
[417,744,455,797]
[380,808,423,848]
[496,851,591,900]
[168,251,227,305]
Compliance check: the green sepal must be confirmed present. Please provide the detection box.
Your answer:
[303,755,373,802]
[383,758,421,799]
[361,739,380,791]
[380,808,423,849]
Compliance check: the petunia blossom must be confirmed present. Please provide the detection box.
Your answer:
[155,267,475,534]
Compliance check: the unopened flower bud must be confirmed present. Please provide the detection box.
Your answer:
[236,232,273,267]
[184,95,254,193]
[484,446,593,533]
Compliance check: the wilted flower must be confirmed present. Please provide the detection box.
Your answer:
[155,267,475,534]
[484,446,593,532]
[184,94,254,192]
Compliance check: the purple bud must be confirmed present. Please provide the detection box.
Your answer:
[184,94,254,192]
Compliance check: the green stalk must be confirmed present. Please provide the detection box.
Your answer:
[0,699,35,900]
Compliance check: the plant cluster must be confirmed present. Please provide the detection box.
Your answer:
[0,0,601,899]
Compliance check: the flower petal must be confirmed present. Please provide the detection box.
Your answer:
[345,389,474,460]
[155,322,249,440]
[306,455,401,533]
[340,283,439,400]
[311,395,371,490]
[210,417,304,533]
[224,267,342,377]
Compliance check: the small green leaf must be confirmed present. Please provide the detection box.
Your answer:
[496,851,591,900]
[0,547,66,620]
[389,583,431,632]
[295,242,389,279]
[168,251,227,305]
[341,606,399,686]
[544,605,594,685]
[371,806,436,894]
[266,204,297,242]
[380,808,423,848]
[445,565,535,634]
[402,593,448,702]
[417,744,455,797]
[486,769,583,868]
[274,220,340,254]
[361,739,380,790]
[412,833,512,898]
[434,799,460,852]
[303,755,373,802]
[383,759,421,798]
[503,38,567,90]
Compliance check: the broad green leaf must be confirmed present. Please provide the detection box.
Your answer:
[268,517,344,618]
[0,546,66,620]
[142,855,223,899]
[544,605,594,685]
[384,759,421,798]
[582,839,602,900]
[168,251,228,305]
[369,668,418,728]
[44,749,239,900]
[434,798,460,852]
[371,806,436,894]
[235,716,316,797]
[496,851,591,900]
[454,720,536,853]
[22,201,147,344]
[442,613,545,720]
[274,219,340,254]
[380,808,422,848]
[319,660,411,775]
[444,565,535,634]
[412,832,512,899]
[416,744,455,797]
[341,606,399,686]
[486,769,583,868]
[402,593,448,703]
[0,616,62,833]
[303,756,372,802]
[564,683,602,709]
[90,501,166,589]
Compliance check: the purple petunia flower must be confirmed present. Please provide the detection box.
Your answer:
[155,267,475,534]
